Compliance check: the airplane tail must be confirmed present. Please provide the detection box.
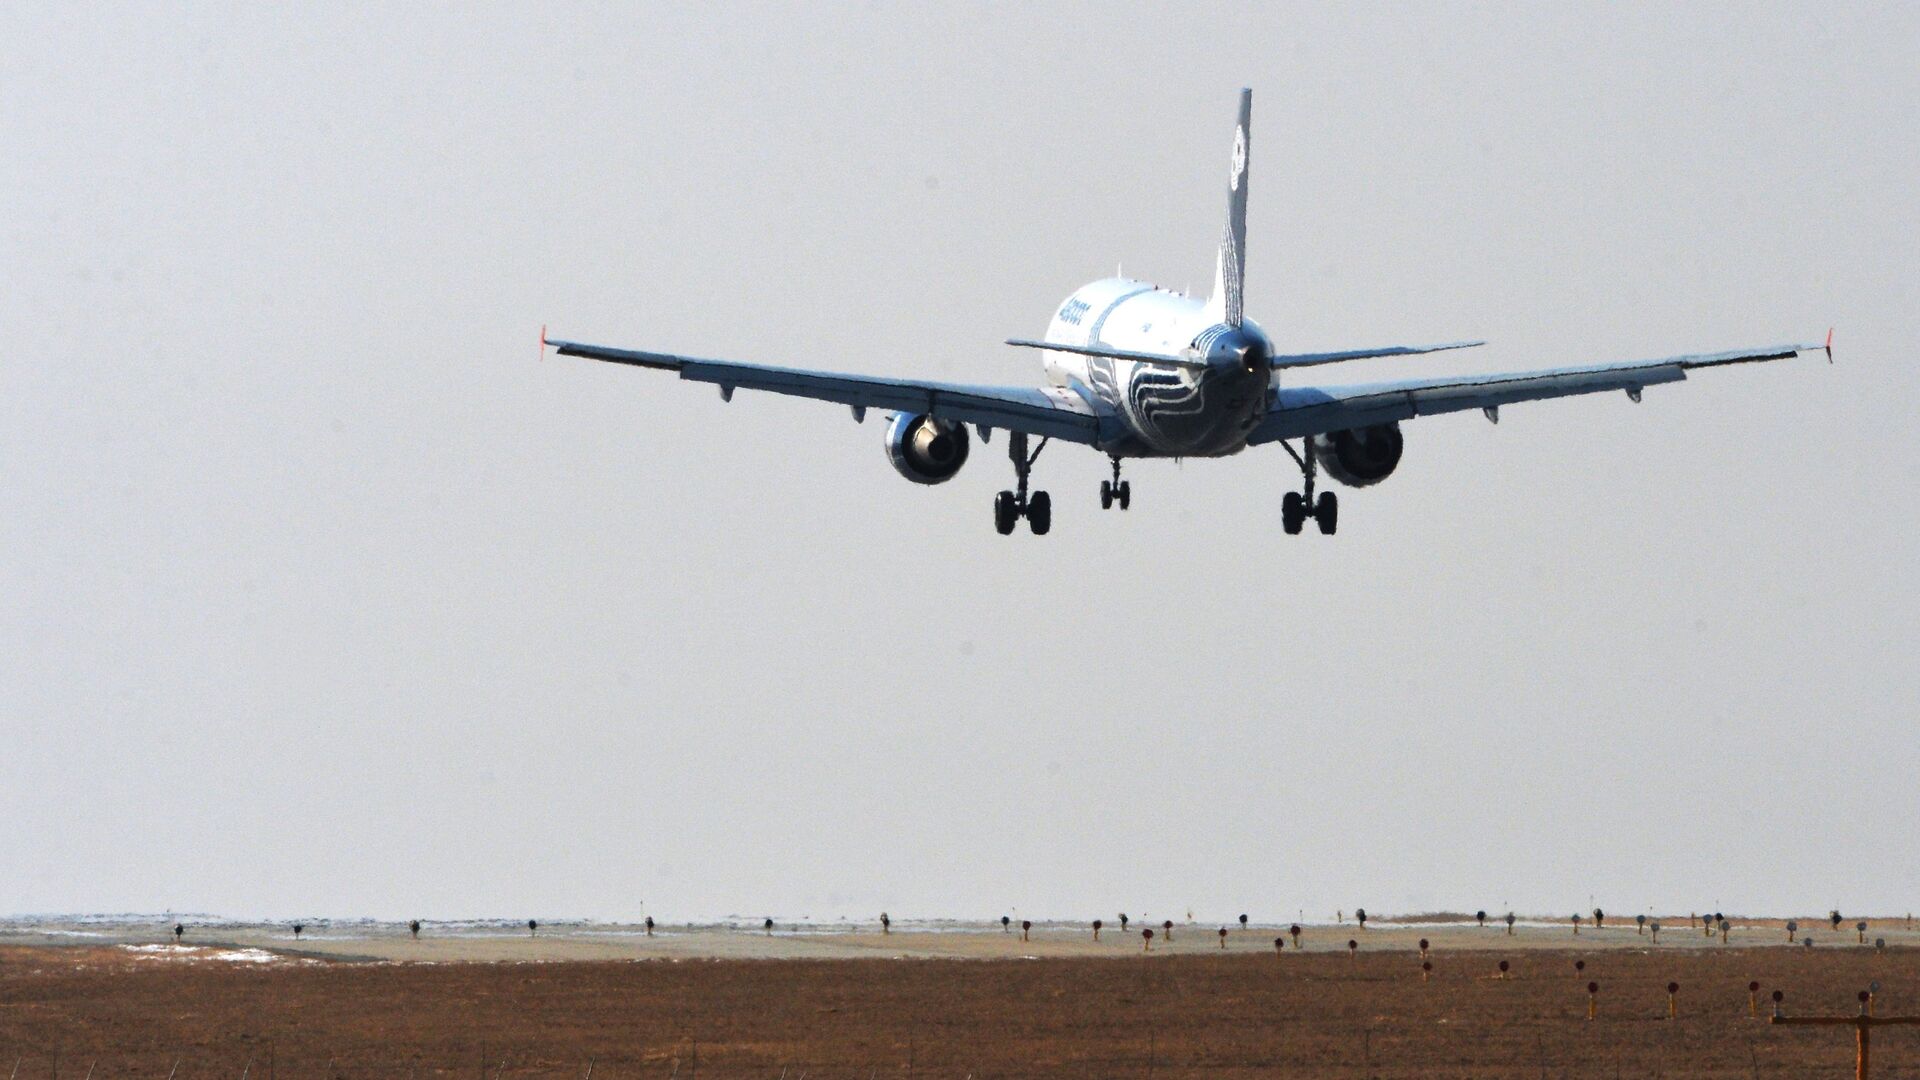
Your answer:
[1203,88,1251,328]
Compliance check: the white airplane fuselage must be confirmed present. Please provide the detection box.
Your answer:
[1039,277,1273,457]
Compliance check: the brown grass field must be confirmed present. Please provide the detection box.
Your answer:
[2,945,1916,1079]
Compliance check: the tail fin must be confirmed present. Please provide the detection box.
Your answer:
[1203,88,1252,328]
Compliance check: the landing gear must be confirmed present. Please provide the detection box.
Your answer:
[1099,456,1132,511]
[994,431,1051,535]
[1280,440,1339,536]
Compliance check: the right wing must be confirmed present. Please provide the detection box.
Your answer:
[547,335,1105,444]
[1249,342,1824,443]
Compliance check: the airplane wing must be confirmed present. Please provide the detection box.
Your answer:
[1249,342,1826,443]
[547,335,1104,444]
[1268,340,1485,368]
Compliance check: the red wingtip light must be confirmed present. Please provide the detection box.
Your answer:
[540,324,548,361]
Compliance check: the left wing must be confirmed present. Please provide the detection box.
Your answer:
[1268,340,1484,368]
[1250,342,1825,443]
[546,335,1105,444]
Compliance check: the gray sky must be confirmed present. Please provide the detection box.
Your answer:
[4,3,1916,924]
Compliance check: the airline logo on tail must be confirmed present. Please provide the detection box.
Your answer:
[1231,126,1246,191]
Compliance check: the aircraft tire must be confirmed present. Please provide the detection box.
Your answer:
[1028,491,1052,535]
[1282,491,1305,535]
[1117,481,1131,510]
[994,491,1019,535]
[1315,491,1338,535]
[1100,480,1113,510]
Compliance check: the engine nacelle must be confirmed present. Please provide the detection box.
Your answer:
[885,413,971,485]
[1311,423,1403,488]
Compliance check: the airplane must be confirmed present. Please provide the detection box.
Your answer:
[544,88,1828,537]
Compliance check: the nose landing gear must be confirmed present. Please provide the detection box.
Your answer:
[1280,440,1338,535]
[994,431,1052,535]
[1099,456,1132,511]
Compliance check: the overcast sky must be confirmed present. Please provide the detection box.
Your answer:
[4,3,1916,924]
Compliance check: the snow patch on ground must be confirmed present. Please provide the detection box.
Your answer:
[120,944,306,964]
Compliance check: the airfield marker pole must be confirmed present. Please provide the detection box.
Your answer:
[1093,919,1102,942]
[1497,960,1509,980]
[1419,938,1429,960]
[1347,939,1357,959]
[1857,921,1868,944]
[1021,920,1031,942]
[1788,921,1798,943]
[1587,982,1598,1021]
[1574,960,1585,977]
[1505,913,1516,936]
[1749,982,1761,1018]
[1290,924,1302,950]
[1421,961,1432,982]
[1651,921,1661,944]
[1142,928,1152,952]
[1668,982,1679,1020]
[1218,928,1228,949]
[1274,936,1285,955]
[1770,991,1920,1080]
[1240,913,1249,932]
[1162,920,1173,943]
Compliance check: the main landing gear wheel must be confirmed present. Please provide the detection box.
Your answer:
[994,491,1019,535]
[992,430,1053,536]
[1281,439,1341,536]
[1028,490,1052,535]
[1315,491,1338,535]
[1281,491,1305,535]
[1101,457,1132,511]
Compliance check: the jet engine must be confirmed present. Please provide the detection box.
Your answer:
[1311,423,1403,488]
[885,413,971,485]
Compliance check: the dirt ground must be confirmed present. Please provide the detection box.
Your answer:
[2,943,1917,1078]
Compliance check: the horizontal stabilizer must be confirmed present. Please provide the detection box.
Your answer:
[1270,340,1486,368]
[1004,338,1209,370]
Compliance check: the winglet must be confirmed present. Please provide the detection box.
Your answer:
[1824,327,1833,364]
[540,324,549,362]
